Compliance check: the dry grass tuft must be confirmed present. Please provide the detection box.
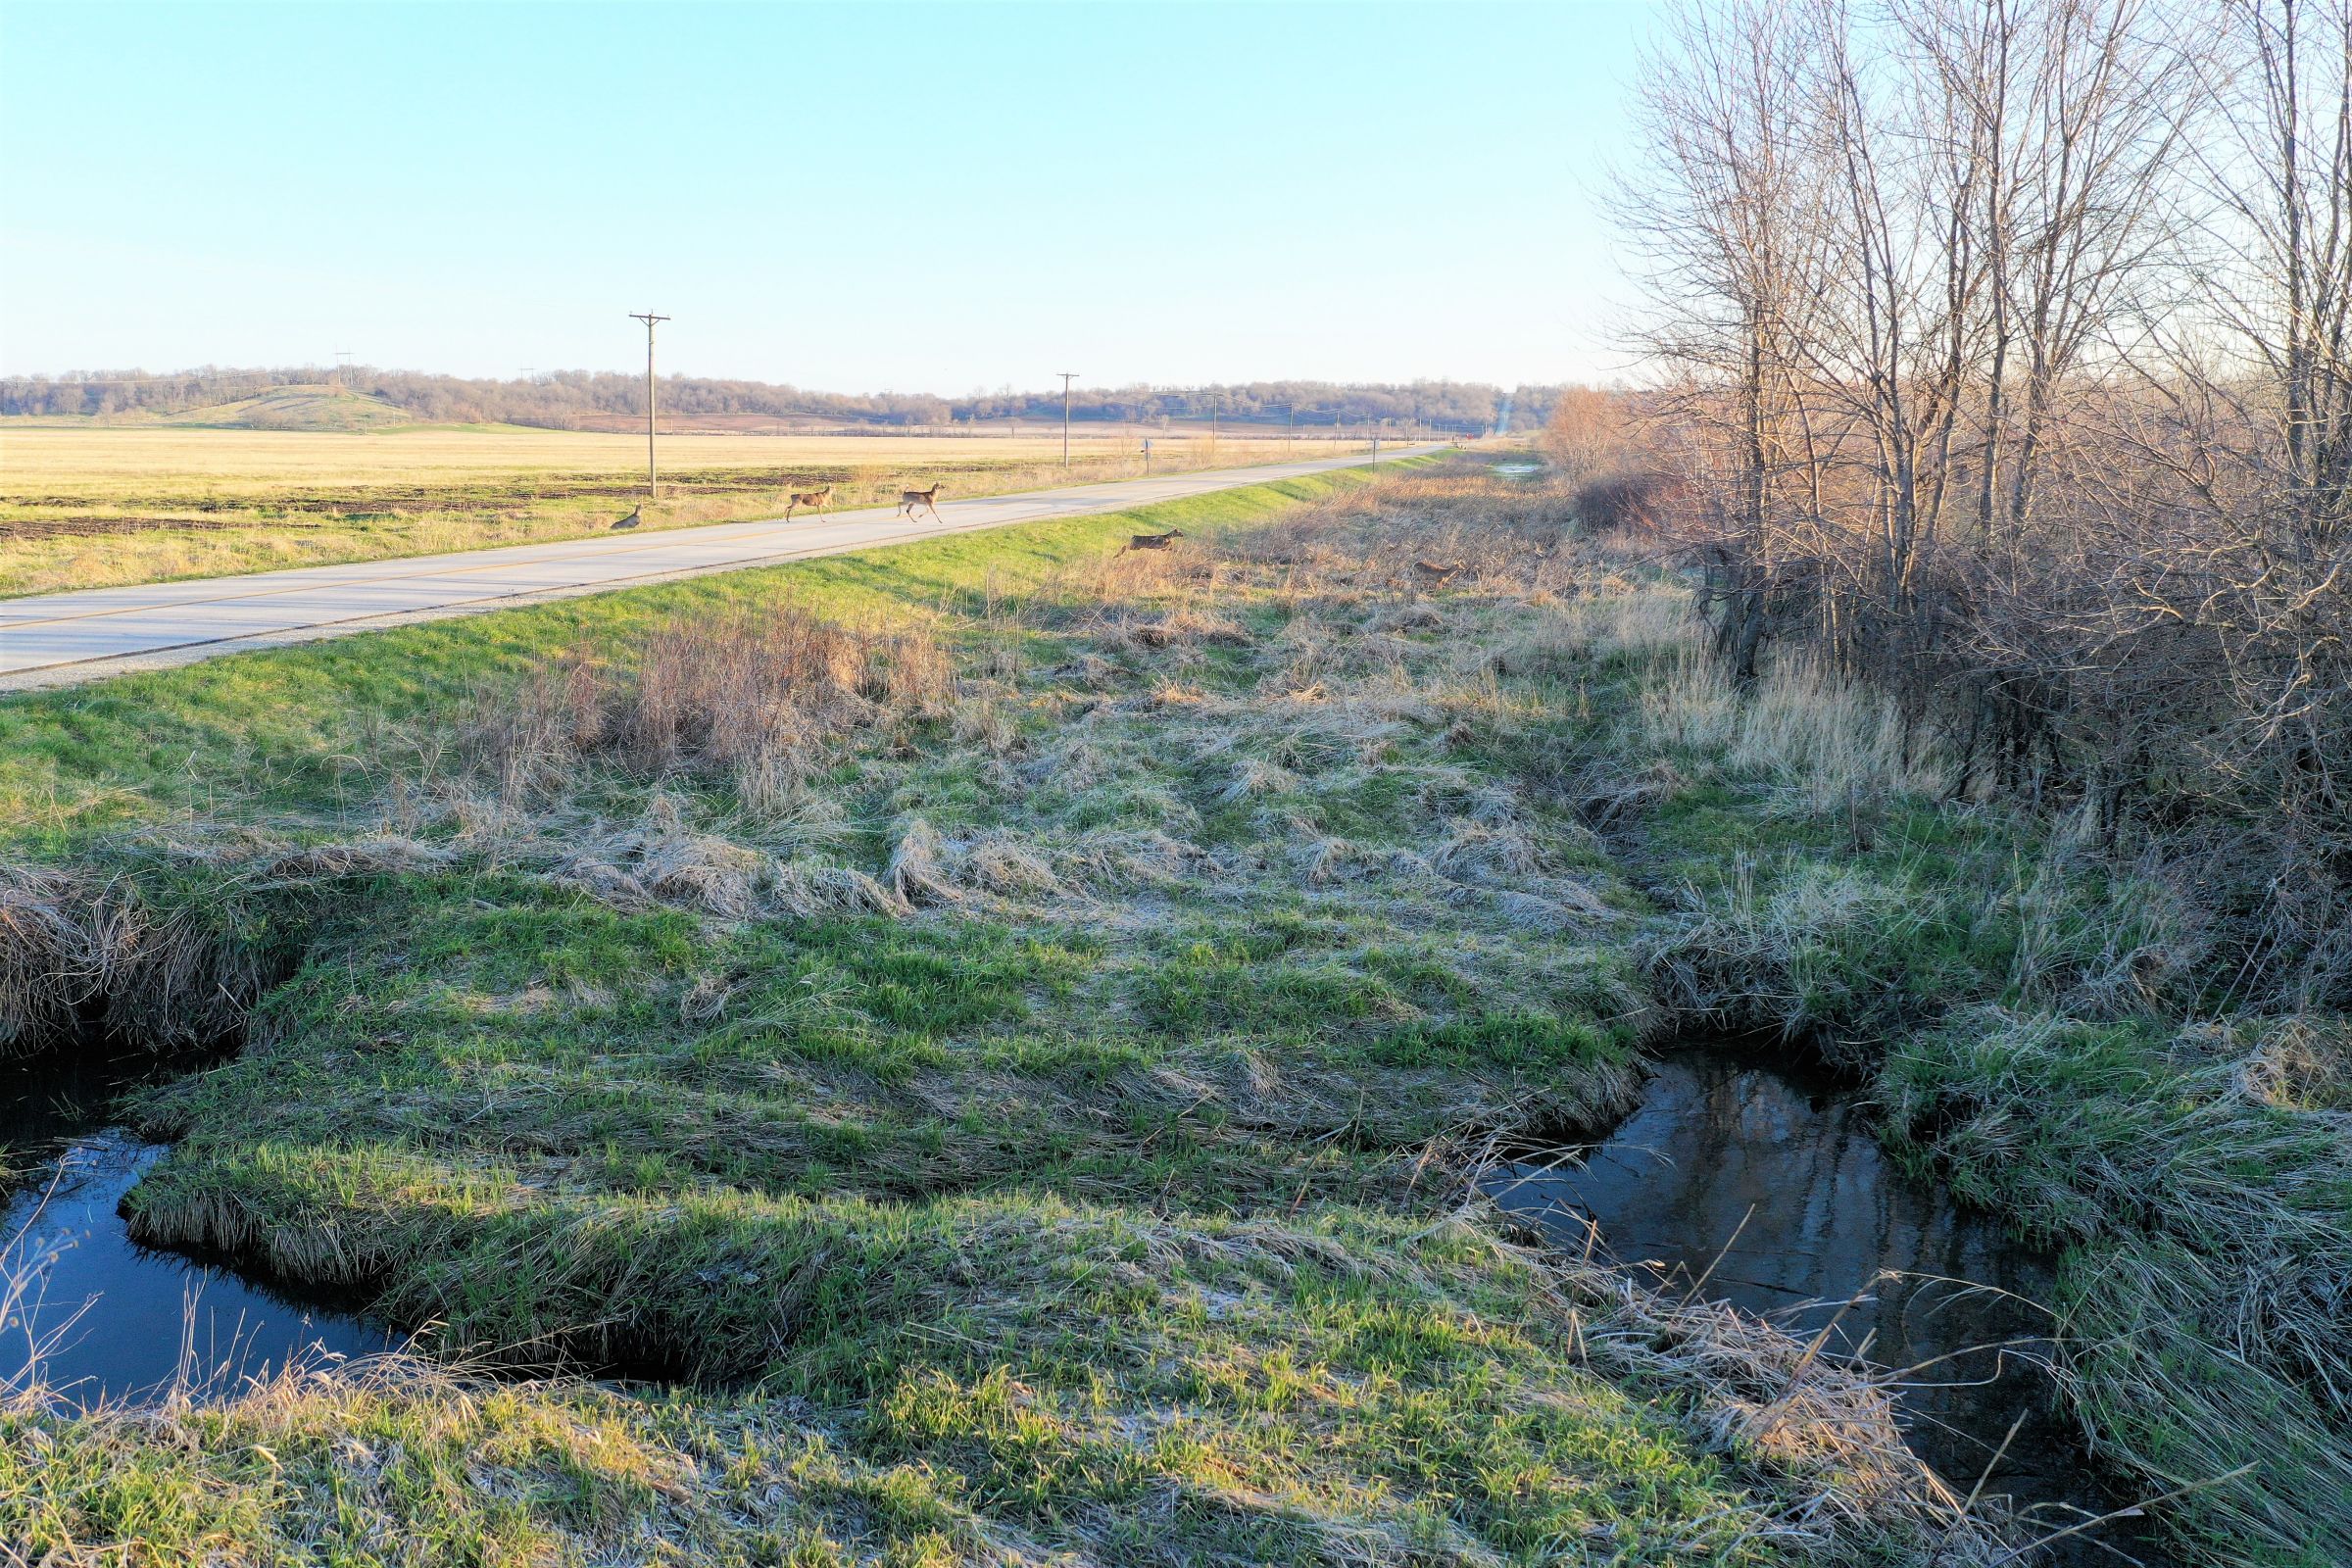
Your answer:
[463,608,955,812]
[0,852,345,1054]
[1642,654,1954,810]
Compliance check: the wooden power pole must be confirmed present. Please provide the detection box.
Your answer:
[629,311,670,496]
[1056,371,1079,466]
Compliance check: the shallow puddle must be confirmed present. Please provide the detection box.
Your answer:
[1484,1050,2166,1565]
[1,1042,392,1409]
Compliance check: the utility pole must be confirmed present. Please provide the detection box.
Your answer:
[1263,403,1294,454]
[1056,370,1080,466]
[628,312,670,497]
[334,351,353,389]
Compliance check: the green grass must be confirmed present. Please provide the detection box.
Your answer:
[4,461,1987,1564]
[163,385,418,431]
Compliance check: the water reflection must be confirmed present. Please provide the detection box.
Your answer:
[1484,1051,2164,1564]
[1,1043,392,1408]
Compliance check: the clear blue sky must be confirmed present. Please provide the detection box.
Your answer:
[0,1,1649,393]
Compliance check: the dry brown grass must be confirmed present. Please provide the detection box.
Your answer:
[0,852,375,1055]
[461,607,955,815]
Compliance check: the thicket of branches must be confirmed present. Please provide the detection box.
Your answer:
[0,368,1548,435]
[1601,0,2352,1007]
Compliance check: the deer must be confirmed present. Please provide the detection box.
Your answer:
[611,506,642,530]
[1118,527,1186,555]
[1411,560,1464,588]
[785,484,831,520]
[897,482,945,520]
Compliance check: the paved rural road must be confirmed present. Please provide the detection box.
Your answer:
[0,446,1445,690]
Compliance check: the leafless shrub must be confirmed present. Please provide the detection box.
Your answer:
[1570,470,1690,536]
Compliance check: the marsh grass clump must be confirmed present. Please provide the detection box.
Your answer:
[0,846,379,1055]
[1879,1010,2352,1561]
[1642,654,1955,812]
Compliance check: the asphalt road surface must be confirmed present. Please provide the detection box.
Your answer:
[1,446,1443,689]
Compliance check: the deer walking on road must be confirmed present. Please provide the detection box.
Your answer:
[786,484,831,520]
[897,482,945,520]
[1118,528,1186,555]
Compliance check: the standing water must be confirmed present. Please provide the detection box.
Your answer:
[1483,1050,2166,1565]
[1,1041,393,1409]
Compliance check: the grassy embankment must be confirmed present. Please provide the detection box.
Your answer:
[0,459,1985,1566]
[1,455,2341,1563]
[0,420,1312,598]
[1630,661,2352,1563]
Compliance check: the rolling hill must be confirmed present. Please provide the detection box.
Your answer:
[164,384,415,432]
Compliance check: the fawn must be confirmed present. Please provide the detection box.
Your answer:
[785,484,831,519]
[1118,528,1186,554]
[897,482,945,519]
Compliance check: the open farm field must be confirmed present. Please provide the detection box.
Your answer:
[0,423,1318,597]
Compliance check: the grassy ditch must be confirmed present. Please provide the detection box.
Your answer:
[0,461,1994,1566]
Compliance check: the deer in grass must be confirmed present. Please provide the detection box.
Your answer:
[1118,527,1186,555]
[897,481,945,520]
[1411,560,1464,588]
[785,484,831,520]
[611,506,642,530]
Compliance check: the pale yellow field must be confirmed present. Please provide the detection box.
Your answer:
[0,424,1301,499]
[0,423,1341,596]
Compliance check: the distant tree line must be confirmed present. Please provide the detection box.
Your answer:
[0,367,1560,434]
